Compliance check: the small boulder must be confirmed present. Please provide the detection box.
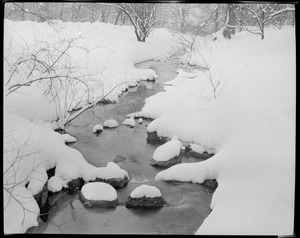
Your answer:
[185,144,215,160]
[150,155,182,168]
[125,185,168,208]
[91,177,129,189]
[146,131,168,145]
[93,124,103,133]
[67,177,84,194]
[203,179,218,193]
[150,137,182,168]
[122,117,135,128]
[79,182,119,208]
[103,119,119,128]
[137,118,143,124]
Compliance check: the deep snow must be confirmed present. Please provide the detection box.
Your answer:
[136,27,295,235]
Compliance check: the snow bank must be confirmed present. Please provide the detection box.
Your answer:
[152,137,182,162]
[4,186,40,234]
[81,182,117,201]
[152,27,295,235]
[130,185,162,198]
[4,112,128,232]
[4,19,176,126]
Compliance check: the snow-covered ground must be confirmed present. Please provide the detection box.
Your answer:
[136,27,295,235]
[4,19,175,127]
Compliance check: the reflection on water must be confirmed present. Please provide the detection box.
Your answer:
[42,60,212,234]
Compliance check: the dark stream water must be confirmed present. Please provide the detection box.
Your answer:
[42,60,212,234]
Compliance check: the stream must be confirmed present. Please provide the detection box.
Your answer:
[41,60,212,234]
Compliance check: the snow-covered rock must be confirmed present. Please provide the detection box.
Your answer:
[61,133,77,143]
[87,162,129,188]
[150,136,182,168]
[146,131,169,145]
[92,124,103,133]
[153,137,182,161]
[67,177,85,194]
[103,119,119,128]
[130,185,162,198]
[184,143,215,160]
[138,118,143,124]
[190,143,205,154]
[125,185,168,208]
[80,182,119,208]
[122,117,135,127]
[48,176,68,193]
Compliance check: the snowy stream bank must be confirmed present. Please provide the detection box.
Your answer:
[40,60,214,234]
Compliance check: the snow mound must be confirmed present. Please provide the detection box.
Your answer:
[81,182,117,201]
[61,133,77,143]
[93,124,103,133]
[130,185,162,198]
[48,175,68,193]
[153,137,182,162]
[139,69,158,81]
[103,119,119,128]
[122,117,135,127]
[85,162,129,181]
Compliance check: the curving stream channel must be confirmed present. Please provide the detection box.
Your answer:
[42,60,212,234]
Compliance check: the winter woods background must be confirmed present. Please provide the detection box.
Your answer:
[5,3,295,40]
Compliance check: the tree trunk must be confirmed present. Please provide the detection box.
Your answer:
[76,4,82,22]
[71,3,77,21]
[20,2,25,20]
[223,4,236,39]
[114,9,122,25]
[260,10,265,40]
[59,3,64,21]
[214,7,219,32]
[261,23,264,40]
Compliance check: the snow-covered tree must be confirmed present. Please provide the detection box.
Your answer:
[235,4,295,40]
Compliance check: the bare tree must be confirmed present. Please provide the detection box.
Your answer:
[111,3,161,42]
[167,4,192,30]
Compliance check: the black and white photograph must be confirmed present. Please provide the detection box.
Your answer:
[3,1,296,235]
